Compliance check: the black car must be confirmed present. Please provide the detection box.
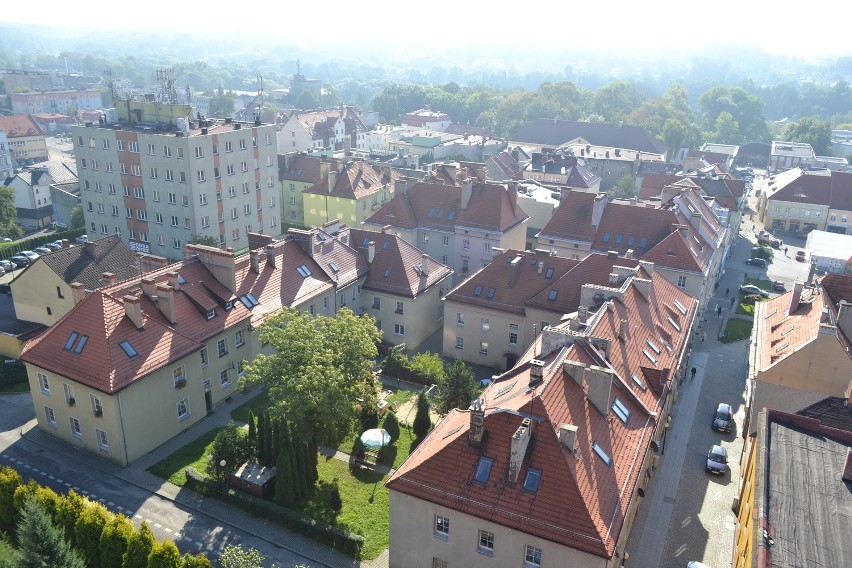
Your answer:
[9,255,30,268]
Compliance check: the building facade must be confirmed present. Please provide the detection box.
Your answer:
[11,89,102,115]
[0,115,48,164]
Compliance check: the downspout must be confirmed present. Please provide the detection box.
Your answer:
[117,392,130,467]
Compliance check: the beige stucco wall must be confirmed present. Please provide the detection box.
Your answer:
[0,334,23,359]
[11,262,75,326]
[757,333,852,397]
[654,267,704,308]
[761,199,828,232]
[369,278,450,348]
[389,490,608,568]
[442,300,530,371]
[538,238,592,261]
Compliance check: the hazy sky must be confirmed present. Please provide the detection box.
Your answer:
[2,0,851,59]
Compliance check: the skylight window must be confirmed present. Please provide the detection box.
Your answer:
[611,398,630,424]
[486,288,496,299]
[523,468,542,493]
[362,237,371,246]
[474,456,493,484]
[177,274,186,285]
[73,335,89,354]
[647,339,661,354]
[615,234,623,244]
[602,232,611,242]
[119,340,138,358]
[437,209,445,219]
[495,382,516,398]
[667,316,681,332]
[329,262,339,273]
[383,241,390,249]
[428,207,436,218]
[627,236,635,246]
[64,332,79,351]
[640,237,648,248]
[545,267,554,279]
[547,290,558,301]
[673,299,688,315]
[447,210,457,220]
[473,285,483,297]
[296,264,312,278]
[632,373,647,391]
[246,293,259,306]
[643,349,658,365]
[592,442,611,466]
[384,268,391,277]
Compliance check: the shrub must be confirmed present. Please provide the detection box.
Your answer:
[122,522,155,568]
[329,485,342,515]
[147,540,182,568]
[99,515,134,568]
[742,293,763,305]
[0,465,23,532]
[74,501,111,568]
[181,552,214,567]
[413,392,432,439]
[383,411,400,443]
[183,467,213,496]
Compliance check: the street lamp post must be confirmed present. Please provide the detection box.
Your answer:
[208,455,227,497]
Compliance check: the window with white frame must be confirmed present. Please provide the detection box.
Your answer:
[477,530,494,555]
[394,324,405,336]
[481,318,490,332]
[524,544,542,567]
[456,312,464,326]
[509,332,518,346]
[456,336,464,350]
[91,394,103,416]
[235,329,245,347]
[677,275,687,288]
[463,239,470,250]
[217,338,228,357]
[220,368,231,387]
[434,515,449,539]
[44,406,56,427]
[69,417,81,438]
[177,398,190,421]
[195,146,203,158]
[479,341,488,355]
[96,429,109,451]
[173,366,186,386]
[63,383,74,404]
[38,373,50,394]
[395,301,404,314]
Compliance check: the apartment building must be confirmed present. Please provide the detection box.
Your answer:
[759,168,852,235]
[0,115,49,164]
[276,107,367,153]
[11,89,102,115]
[769,141,815,173]
[301,160,397,228]
[387,264,697,568]
[73,101,279,259]
[0,130,15,179]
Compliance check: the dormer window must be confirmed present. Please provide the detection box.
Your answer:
[206,309,216,320]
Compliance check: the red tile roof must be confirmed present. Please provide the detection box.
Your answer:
[388,270,696,557]
[754,285,829,371]
[302,161,397,200]
[0,115,43,138]
[592,202,677,255]
[538,190,598,242]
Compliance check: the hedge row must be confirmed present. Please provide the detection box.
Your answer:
[184,467,364,556]
[0,227,85,260]
[380,358,433,386]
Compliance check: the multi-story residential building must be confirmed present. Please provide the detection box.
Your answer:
[355,124,408,154]
[758,168,852,234]
[276,107,367,153]
[11,89,102,115]
[769,140,816,173]
[0,115,49,164]
[522,150,601,192]
[301,160,398,228]
[559,142,665,191]
[2,70,56,94]
[0,130,16,180]
[401,109,451,132]
[72,101,279,258]
[10,234,142,326]
[365,180,529,282]
[279,152,333,227]
[387,263,697,568]
[485,146,531,182]
[4,163,76,228]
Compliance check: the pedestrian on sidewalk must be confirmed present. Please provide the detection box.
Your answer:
[725,287,730,296]
[730,296,736,308]
[716,305,722,318]
[701,331,707,343]
[691,367,696,380]
[784,246,789,256]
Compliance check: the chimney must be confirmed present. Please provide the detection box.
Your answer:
[166,271,181,291]
[529,359,545,386]
[592,193,607,229]
[789,281,804,315]
[558,423,578,453]
[156,283,176,324]
[607,250,618,259]
[382,225,392,234]
[624,249,634,260]
[468,398,485,447]
[328,169,338,193]
[421,254,429,276]
[609,272,619,286]
[807,260,816,285]
[563,360,586,387]
[619,318,629,341]
[508,255,523,287]
[123,295,144,329]
[586,365,614,416]
[843,449,852,483]
[137,253,169,274]
[538,260,544,274]
[632,277,652,300]
[61,239,70,249]
[250,249,261,273]
[578,305,588,323]
[508,418,532,483]
[263,244,275,269]
[367,241,376,263]
[71,282,86,305]
[461,181,473,209]
[141,277,157,297]
[101,272,117,285]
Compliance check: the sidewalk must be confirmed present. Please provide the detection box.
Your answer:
[19,387,386,568]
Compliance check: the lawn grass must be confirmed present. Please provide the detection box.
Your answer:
[230,389,272,423]
[0,381,30,393]
[721,318,753,344]
[743,276,773,291]
[146,427,223,486]
[298,456,389,560]
[736,302,756,316]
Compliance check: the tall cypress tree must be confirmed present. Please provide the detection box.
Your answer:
[247,409,257,462]
[292,442,307,501]
[274,446,294,507]
[257,412,269,466]
[271,417,282,467]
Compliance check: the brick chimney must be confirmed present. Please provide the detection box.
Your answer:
[788,281,804,315]
[558,423,578,453]
[141,277,157,298]
[529,359,544,386]
[123,295,144,329]
[166,271,181,291]
[508,418,532,483]
[156,283,177,324]
[468,398,485,447]
[71,282,86,305]
[508,255,522,287]
[249,249,261,273]
[563,361,586,386]
[591,193,607,229]
[461,181,473,209]
[265,244,277,269]
[101,272,117,285]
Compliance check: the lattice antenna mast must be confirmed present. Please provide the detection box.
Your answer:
[156,67,179,105]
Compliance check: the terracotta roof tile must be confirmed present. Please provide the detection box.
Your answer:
[302,161,397,201]
[592,203,677,255]
[0,114,44,138]
[538,190,598,241]
[31,235,140,289]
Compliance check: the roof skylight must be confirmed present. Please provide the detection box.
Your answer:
[119,340,138,359]
[474,456,493,484]
[73,335,89,354]
[673,299,688,315]
[296,264,312,278]
[632,373,647,391]
[329,262,339,273]
[64,332,79,351]
[486,288,496,299]
[592,442,611,466]
[643,349,658,365]
[611,398,630,424]
[523,468,542,493]
[548,290,558,301]
[647,339,661,354]
[667,316,681,332]
[473,285,483,297]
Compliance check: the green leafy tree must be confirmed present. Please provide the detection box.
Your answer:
[698,86,769,143]
[123,522,156,568]
[74,502,111,568]
[257,412,270,466]
[55,490,87,547]
[0,221,22,241]
[189,234,220,247]
[661,119,688,162]
[436,359,478,415]
[245,307,381,453]
[329,485,343,515]
[0,466,23,532]
[247,409,257,461]
[207,421,249,483]
[296,90,318,111]
[710,111,741,145]
[99,515,135,568]
[407,352,446,382]
[69,204,85,230]
[218,544,264,568]
[413,391,432,439]
[608,175,638,200]
[783,116,832,155]
[147,540,182,568]
[383,410,400,443]
[0,187,16,223]
[181,553,213,568]
[16,495,85,568]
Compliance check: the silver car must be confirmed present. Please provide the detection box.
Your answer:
[712,403,733,432]
[706,445,728,475]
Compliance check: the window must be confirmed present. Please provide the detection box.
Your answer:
[524,545,542,567]
[63,383,74,404]
[456,336,464,350]
[509,332,518,346]
[171,215,179,227]
[150,167,158,179]
[91,394,103,417]
[96,429,109,451]
[111,205,119,216]
[227,164,235,176]
[173,366,186,387]
[197,170,206,183]
[592,441,612,466]
[244,203,251,215]
[456,312,464,326]
[479,341,488,355]
[217,338,228,358]
[220,369,231,387]
[523,468,542,493]
[130,164,141,176]
[677,275,687,288]
[239,139,247,150]
[235,329,245,347]
[477,530,494,555]
[432,559,447,568]
[199,193,208,205]
[462,259,469,273]
[184,218,191,229]
[38,373,50,394]
[394,324,405,336]
[463,239,470,250]
[372,297,381,310]
[612,397,631,424]
[137,210,147,221]
[481,318,490,332]
[200,347,208,368]
[42,406,57,427]
[177,398,190,421]
[163,145,172,157]
[195,146,203,158]
[434,515,449,540]
[155,212,163,224]
[116,139,123,151]
[484,242,491,254]
[119,340,138,358]
[474,456,493,484]
[395,301,404,314]
[69,417,81,439]
[237,360,246,377]
[180,172,186,183]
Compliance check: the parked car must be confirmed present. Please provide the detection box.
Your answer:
[0,265,5,275]
[21,250,40,262]
[772,280,785,292]
[75,234,88,244]
[0,260,14,272]
[34,246,52,255]
[43,242,62,251]
[711,403,733,433]
[9,255,30,268]
[1,237,11,243]
[687,563,712,568]
[739,284,770,298]
[795,250,807,262]
[706,445,728,475]
[747,257,767,267]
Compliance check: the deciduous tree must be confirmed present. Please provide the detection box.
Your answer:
[218,544,264,568]
[436,359,478,415]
